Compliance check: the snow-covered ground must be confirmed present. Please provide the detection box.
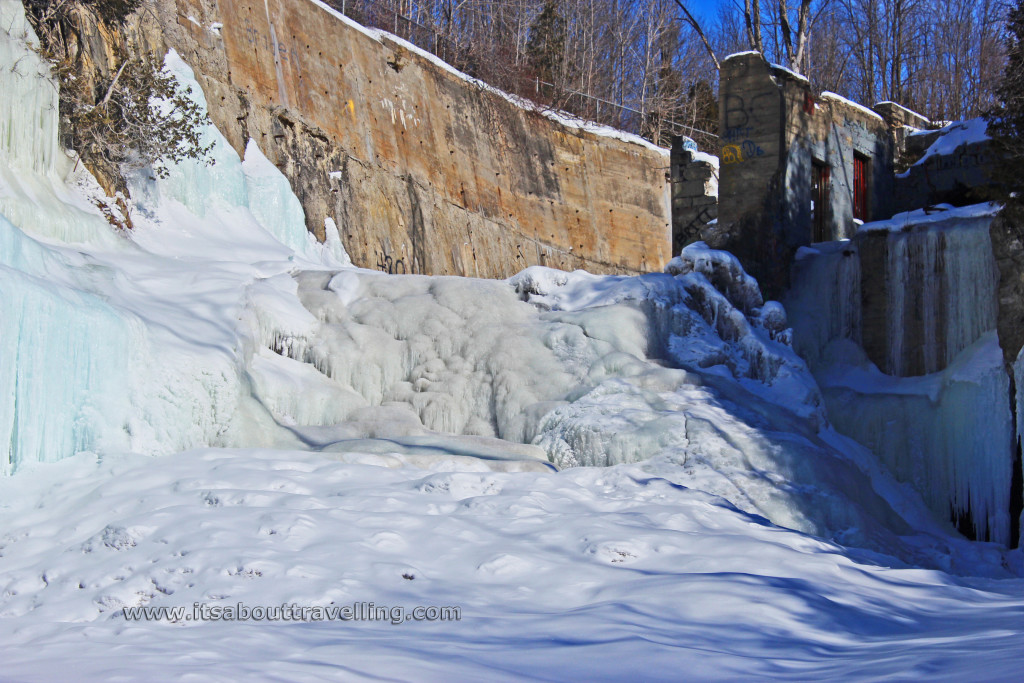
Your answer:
[2,1,1024,679]
[3,447,1024,682]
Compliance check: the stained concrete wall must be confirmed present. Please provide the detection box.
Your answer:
[714,53,893,295]
[144,0,671,277]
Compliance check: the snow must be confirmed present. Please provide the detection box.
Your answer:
[724,50,764,60]
[910,117,990,166]
[859,201,1000,232]
[770,62,809,83]
[1,447,1023,682]
[690,149,720,168]
[2,1,1024,677]
[875,100,930,125]
[819,92,885,123]
[304,0,670,157]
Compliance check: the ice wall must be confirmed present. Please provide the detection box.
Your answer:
[783,207,1016,545]
[822,333,1014,544]
[0,1,133,473]
[0,1,58,175]
[0,220,140,475]
[861,210,999,377]
[133,51,342,267]
[0,1,119,245]
[784,241,862,371]
[0,7,337,475]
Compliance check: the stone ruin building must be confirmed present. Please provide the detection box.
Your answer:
[670,51,1023,545]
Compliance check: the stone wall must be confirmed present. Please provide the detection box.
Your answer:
[895,121,993,213]
[812,93,894,234]
[714,52,893,296]
[874,101,930,172]
[712,53,786,292]
[86,0,673,277]
[670,139,718,252]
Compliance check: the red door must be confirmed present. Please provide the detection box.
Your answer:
[853,155,869,221]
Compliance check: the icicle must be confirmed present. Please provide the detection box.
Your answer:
[882,218,997,376]
[823,332,1014,544]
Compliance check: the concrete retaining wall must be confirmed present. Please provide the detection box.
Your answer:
[150,0,671,277]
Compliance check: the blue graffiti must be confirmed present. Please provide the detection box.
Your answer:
[741,140,765,159]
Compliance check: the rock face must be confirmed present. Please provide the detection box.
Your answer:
[990,206,1024,372]
[64,0,671,277]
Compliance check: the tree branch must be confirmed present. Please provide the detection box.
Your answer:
[779,0,795,64]
[672,0,720,71]
[792,0,815,72]
[98,57,130,109]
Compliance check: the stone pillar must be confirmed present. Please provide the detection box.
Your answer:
[671,136,718,256]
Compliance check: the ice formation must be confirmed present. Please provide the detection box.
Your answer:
[0,0,1017,565]
[866,213,999,376]
[821,333,1014,545]
[785,209,1014,544]
[233,246,943,550]
[0,15,342,474]
[784,241,862,370]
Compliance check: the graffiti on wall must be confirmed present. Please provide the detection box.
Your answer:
[722,140,766,164]
[723,93,776,130]
[721,91,774,164]
[375,243,408,274]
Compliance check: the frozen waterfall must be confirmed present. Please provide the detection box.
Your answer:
[786,206,1017,545]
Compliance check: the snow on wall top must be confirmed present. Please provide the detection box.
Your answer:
[724,50,763,61]
[875,100,930,125]
[819,92,885,123]
[770,62,809,83]
[858,201,1000,233]
[912,118,990,166]
[690,150,720,168]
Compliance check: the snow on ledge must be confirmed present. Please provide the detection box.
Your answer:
[858,202,1000,233]
[689,150,720,168]
[874,100,930,125]
[724,50,763,61]
[770,62,809,83]
[819,92,884,123]
[910,118,990,167]
[304,0,669,156]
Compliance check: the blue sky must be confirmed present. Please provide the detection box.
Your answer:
[683,0,730,22]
